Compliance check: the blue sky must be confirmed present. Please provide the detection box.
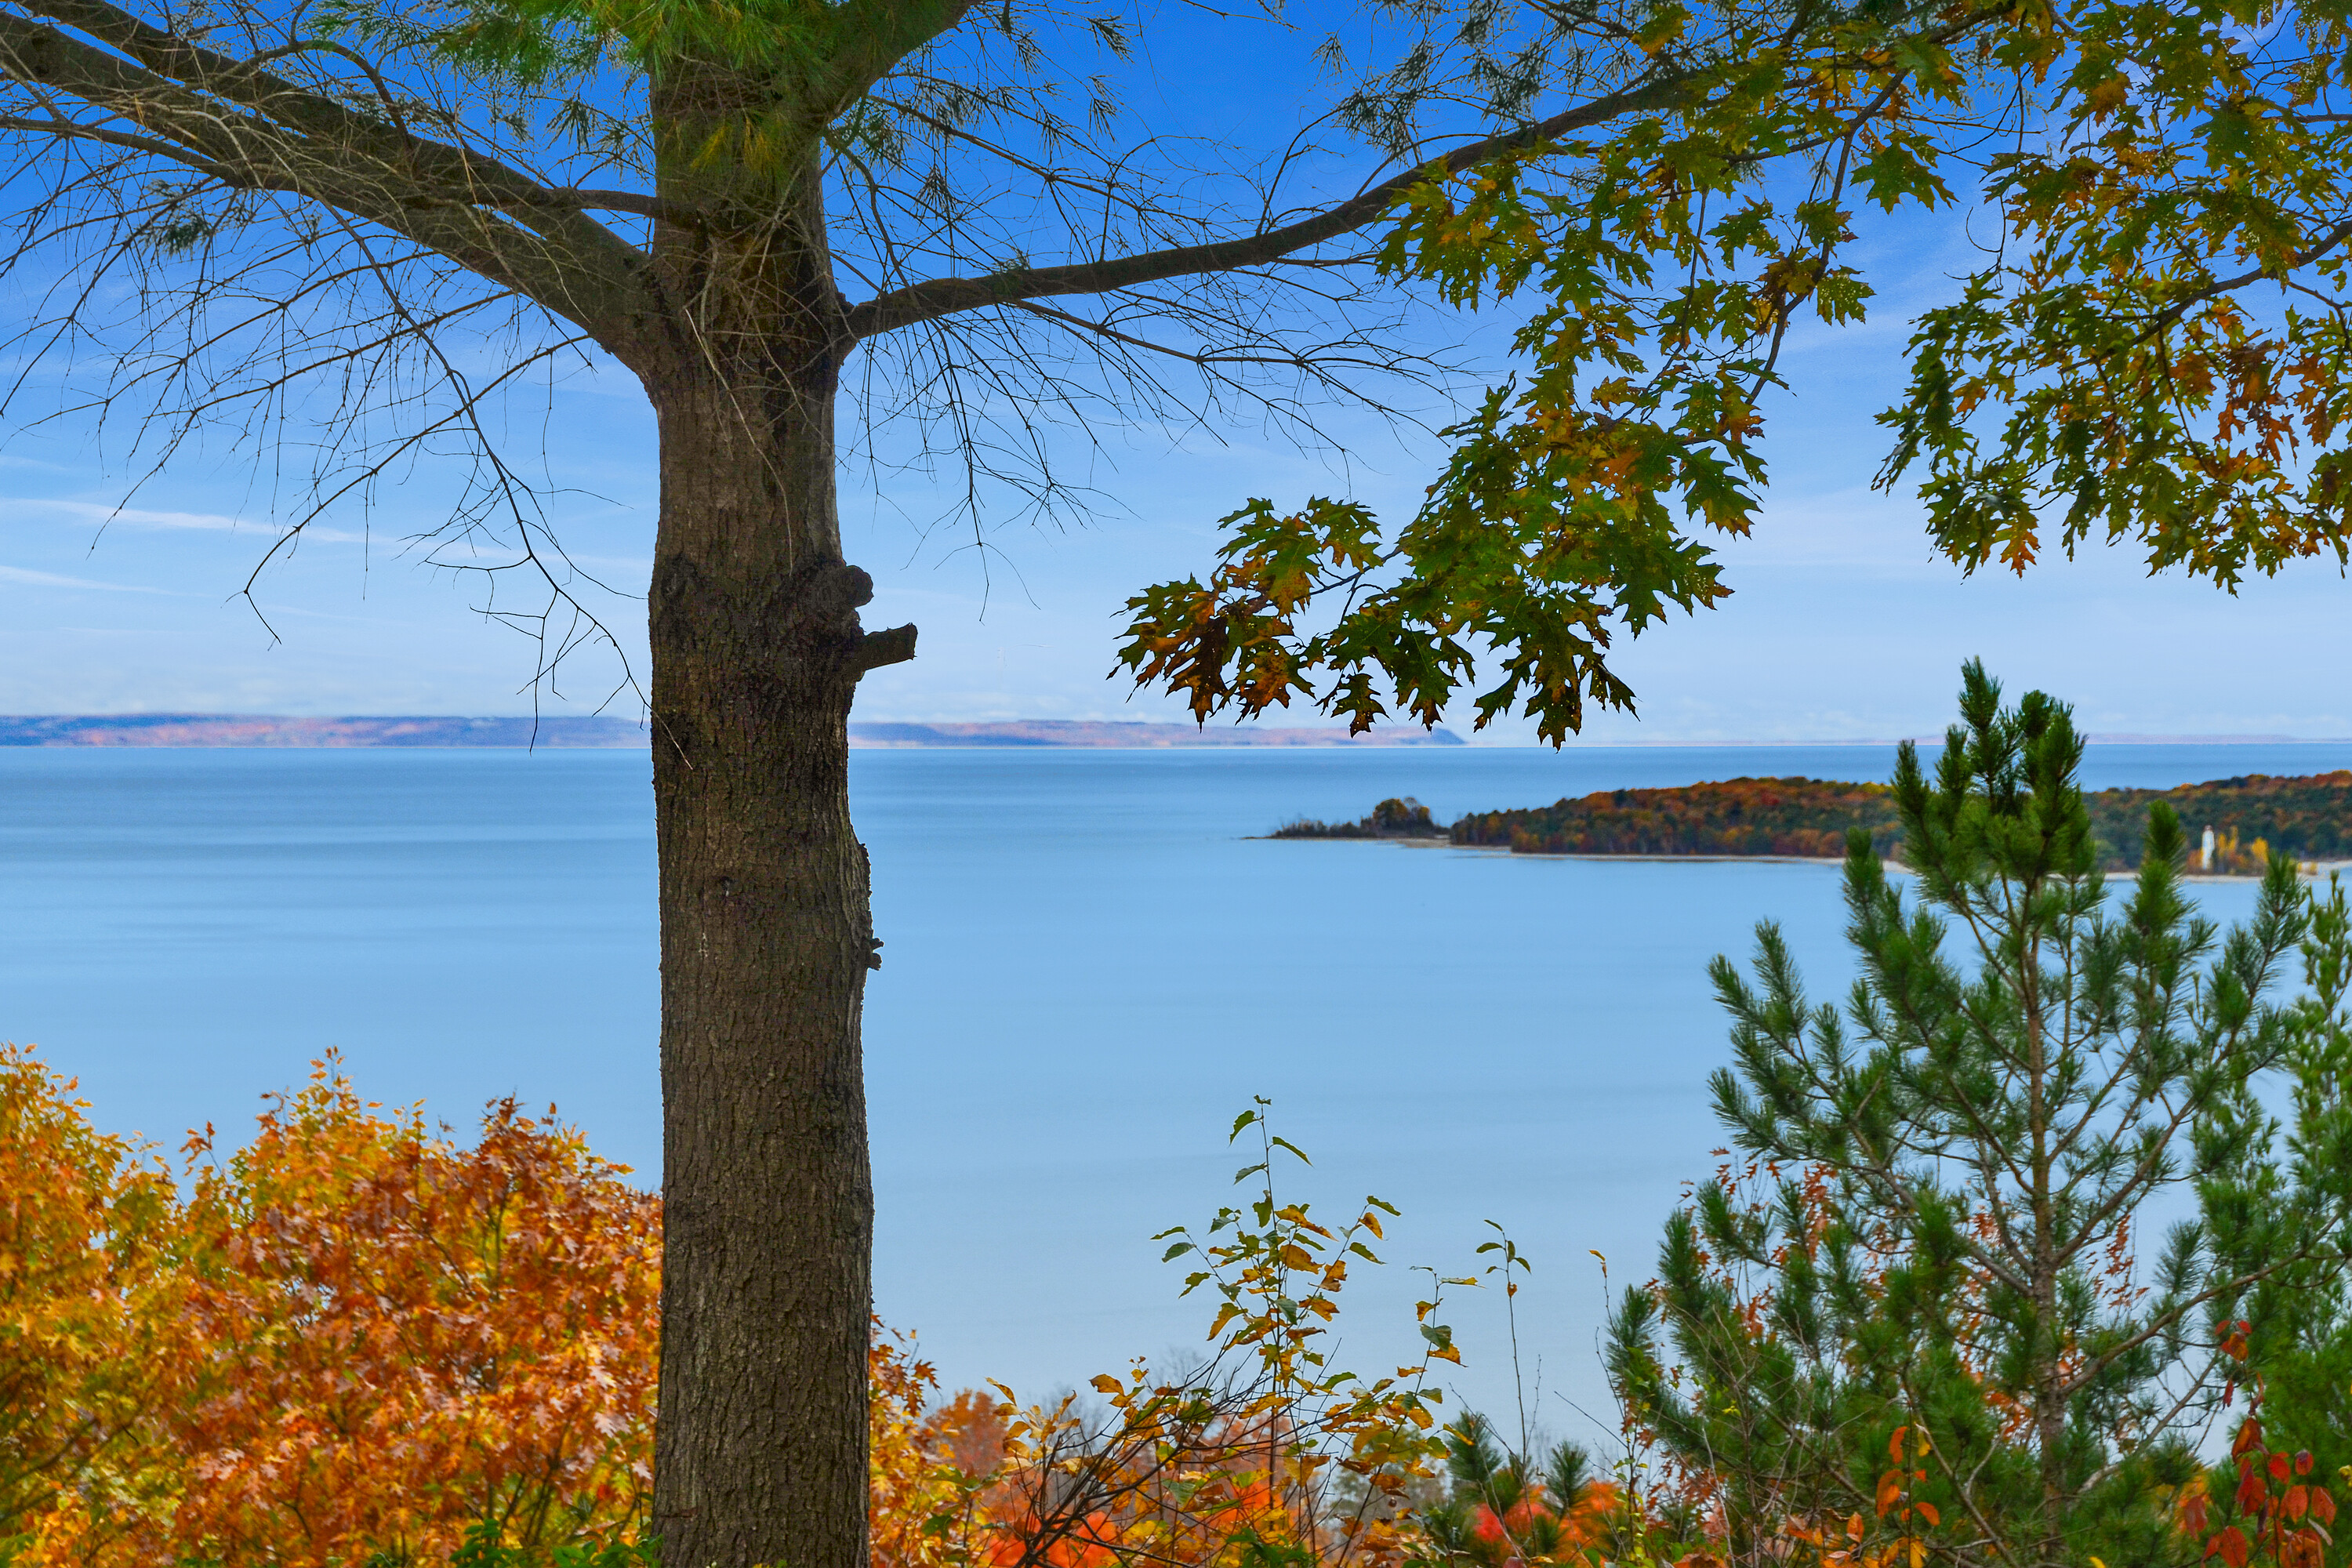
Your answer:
[2,31,2348,741]
[7,296,2345,741]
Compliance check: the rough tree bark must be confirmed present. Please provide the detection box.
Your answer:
[640,99,906,1566]
[647,398,883,1568]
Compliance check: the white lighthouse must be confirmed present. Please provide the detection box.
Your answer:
[2201,825,2217,870]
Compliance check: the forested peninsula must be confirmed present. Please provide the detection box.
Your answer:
[1277,771,2352,872]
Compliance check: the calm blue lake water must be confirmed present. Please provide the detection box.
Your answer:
[2,741,2344,1436]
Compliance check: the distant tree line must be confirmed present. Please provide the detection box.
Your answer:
[2092,773,2352,869]
[1451,779,1903,859]
[1283,771,2352,869]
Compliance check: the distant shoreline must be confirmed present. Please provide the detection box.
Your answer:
[1299,839,2352,881]
[1590,735,2352,746]
[0,715,1465,749]
[0,715,649,748]
[0,716,2343,749]
[1278,771,2352,878]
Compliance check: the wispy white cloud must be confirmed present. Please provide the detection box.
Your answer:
[249,602,426,628]
[0,563,179,593]
[8,496,369,543]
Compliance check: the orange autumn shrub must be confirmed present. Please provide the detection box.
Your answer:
[872,1324,966,1568]
[2,1054,1477,1568]
[160,1063,660,1566]
[0,1045,185,1566]
[2,1049,1051,1568]
[0,1050,658,1567]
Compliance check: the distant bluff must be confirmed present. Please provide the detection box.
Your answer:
[0,715,646,746]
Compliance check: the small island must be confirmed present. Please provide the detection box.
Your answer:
[1278,771,2352,873]
[1267,796,1450,840]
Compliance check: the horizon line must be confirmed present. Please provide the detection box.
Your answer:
[2,714,2349,748]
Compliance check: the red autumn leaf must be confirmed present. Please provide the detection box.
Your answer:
[2287,1486,2310,1522]
[2273,1454,2294,1483]
[2241,1472,2273,1515]
[2298,1451,2315,1477]
[2220,1526,2252,1568]
[2313,1489,2338,1526]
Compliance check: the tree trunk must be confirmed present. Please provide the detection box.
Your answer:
[646,360,883,1568]
[641,120,894,1559]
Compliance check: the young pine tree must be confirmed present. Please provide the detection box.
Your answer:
[1413,1414,1609,1568]
[2198,873,2352,1557]
[1610,662,2352,1568]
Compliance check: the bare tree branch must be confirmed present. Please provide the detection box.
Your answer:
[841,66,1710,339]
[0,0,654,343]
